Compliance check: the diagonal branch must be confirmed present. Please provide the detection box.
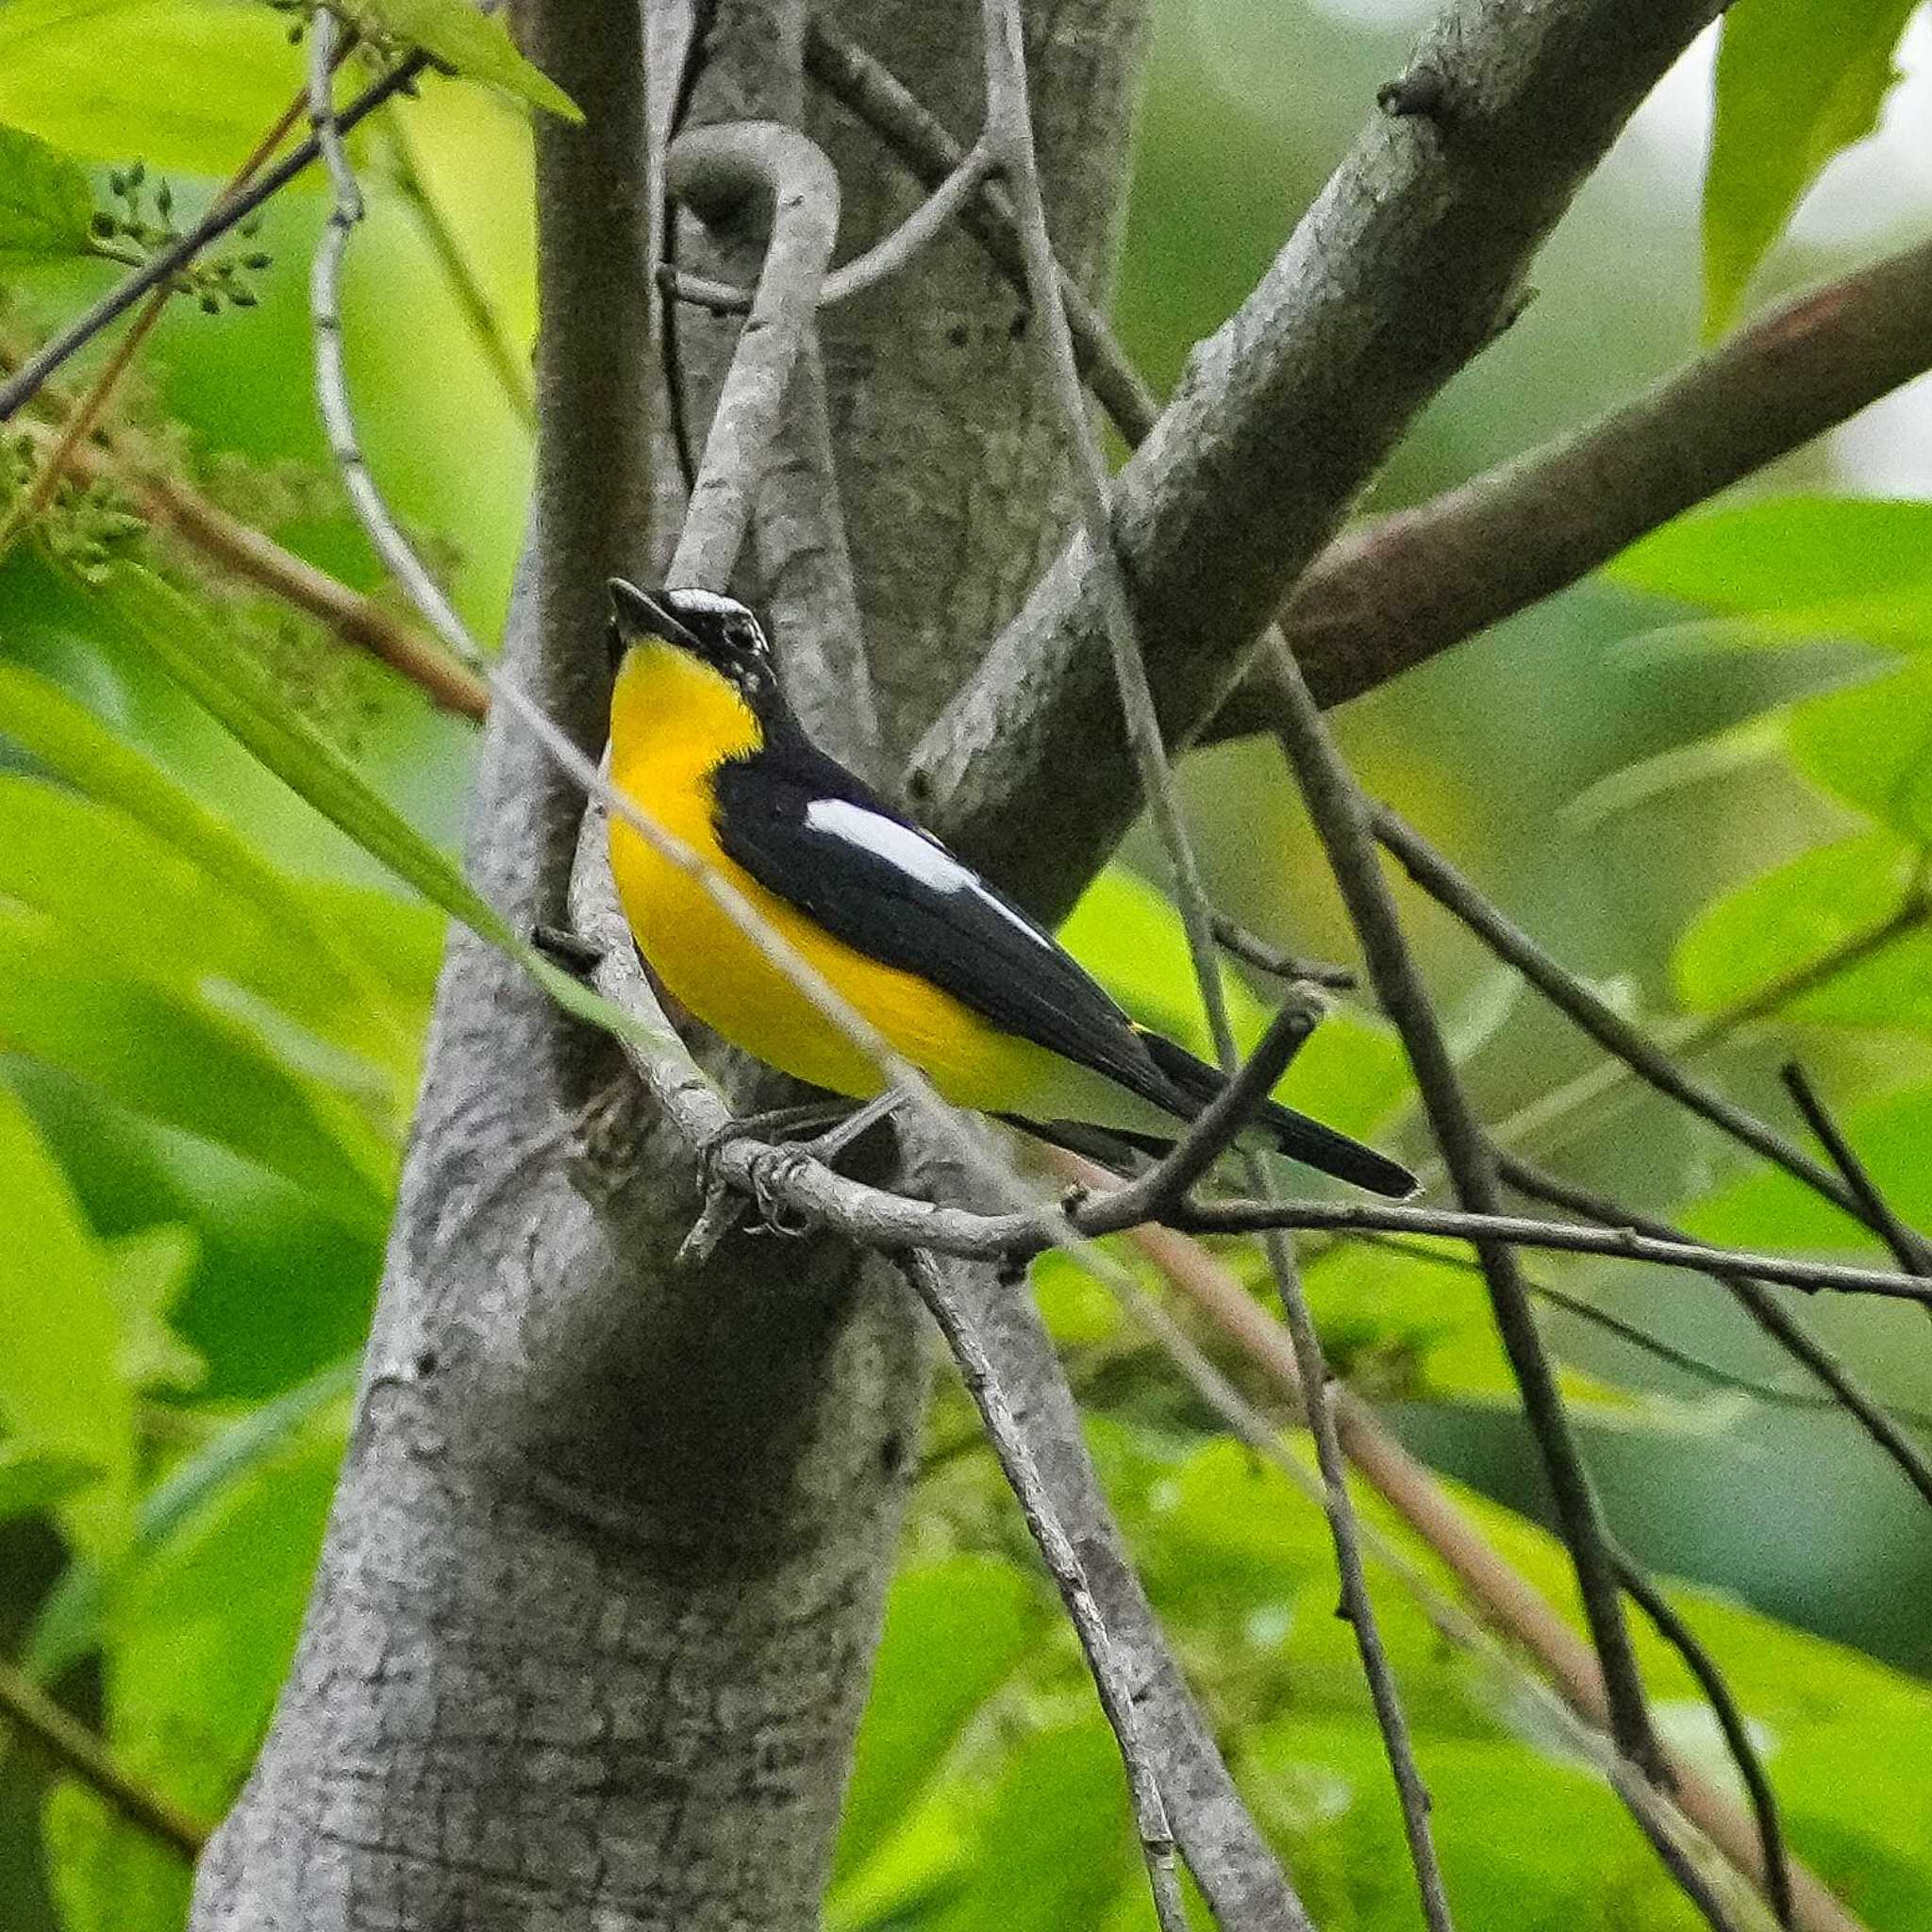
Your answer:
[0,1657,208,1859]
[1262,639,1670,1800]
[1118,1213,1864,1932]
[909,0,1729,922]
[1219,230,1932,726]
[1374,807,1932,1269]
[902,1250,1191,1932]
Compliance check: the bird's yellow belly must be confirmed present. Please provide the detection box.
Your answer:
[608,804,1069,1112]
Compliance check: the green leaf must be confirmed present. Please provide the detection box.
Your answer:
[0,1442,100,1524]
[0,666,419,1073]
[0,119,94,264]
[44,1401,347,1932]
[0,1079,136,1554]
[358,0,582,121]
[1689,1080,1932,1252]
[919,1721,1133,1932]
[1703,0,1918,333]
[73,565,699,1082]
[1608,498,1932,654]
[0,910,396,1226]
[104,1224,207,1393]
[28,1355,358,1679]
[0,2,304,175]
[835,1557,1041,1884]
[1788,657,1932,841]
[1673,831,1932,1027]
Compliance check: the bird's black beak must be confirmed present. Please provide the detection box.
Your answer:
[608,577,702,654]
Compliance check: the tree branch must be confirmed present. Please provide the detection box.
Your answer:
[1374,808,1932,1269]
[902,1251,1190,1932]
[0,1657,208,1860]
[1219,230,1932,726]
[1116,1213,1866,1932]
[908,0,1728,922]
[1262,641,1669,1800]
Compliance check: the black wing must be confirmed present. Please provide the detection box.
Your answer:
[711,737,1168,1100]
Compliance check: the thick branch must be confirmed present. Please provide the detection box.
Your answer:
[910,0,1726,919]
[1220,231,1932,726]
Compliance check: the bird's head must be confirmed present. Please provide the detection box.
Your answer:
[608,580,780,711]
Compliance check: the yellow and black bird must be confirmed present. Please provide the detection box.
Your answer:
[605,580,1415,1196]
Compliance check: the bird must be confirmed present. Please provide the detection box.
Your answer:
[603,579,1415,1197]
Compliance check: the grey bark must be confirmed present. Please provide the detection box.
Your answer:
[909,0,1729,923]
[188,3,1145,1928]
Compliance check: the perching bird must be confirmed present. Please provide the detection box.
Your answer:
[604,580,1415,1197]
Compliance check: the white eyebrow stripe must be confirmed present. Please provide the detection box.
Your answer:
[803,798,1055,949]
[665,589,750,617]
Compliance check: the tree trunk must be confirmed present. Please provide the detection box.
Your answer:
[188,3,1145,1926]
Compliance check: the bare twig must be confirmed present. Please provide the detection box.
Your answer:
[1263,643,1667,1802]
[903,1251,1189,1932]
[1118,1212,1862,1932]
[1356,1230,1932,1428]
[1374,807,1932,1271]
[1210,913,1357,991]
[1484,899,1930,1168]
[803,21,1158,443]
[0,50,432,423]
[1613,1557,1795,1930]
[662,135,1001,315]
[0,1657,208,1858]
[1095,990,1324,1223]
[1496,1155,1932,1513]
[1781,1062,1931,1281]
[980,3,1452,1923]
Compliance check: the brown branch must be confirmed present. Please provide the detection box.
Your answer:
[1222,231,1932,724]
[0,1657,208,1859]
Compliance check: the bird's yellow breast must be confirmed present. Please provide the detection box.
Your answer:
[607,641,1073,1109]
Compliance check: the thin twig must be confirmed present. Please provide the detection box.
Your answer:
[1496,1155,1932,1513]
[0,50,432,423]
[0,1657,208,1858]
[662,135,1002,315]
[802,20,1158,443]
[1095,990,1324,1223]
[1780,1062,1930,1281]
[903,1251,1189,1932]
[1354,1230,1932,1427]
[1115,1209,1860,1932]
[1481,899,1930,1170]
[1264,643,1668,1799]
[980,3,1452,1924]
[1374,806,1932,1271]
[1613,1556,1795,1930]
[1210,912,1357,991]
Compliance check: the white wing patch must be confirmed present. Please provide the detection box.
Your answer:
[804,798,1056,950]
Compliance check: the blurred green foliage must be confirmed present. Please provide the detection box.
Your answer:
[2,0,1932,1926]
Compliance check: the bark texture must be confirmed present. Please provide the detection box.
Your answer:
[188,4,1145,1928]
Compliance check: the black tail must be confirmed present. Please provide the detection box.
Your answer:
[1138,1031,1417,1199]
